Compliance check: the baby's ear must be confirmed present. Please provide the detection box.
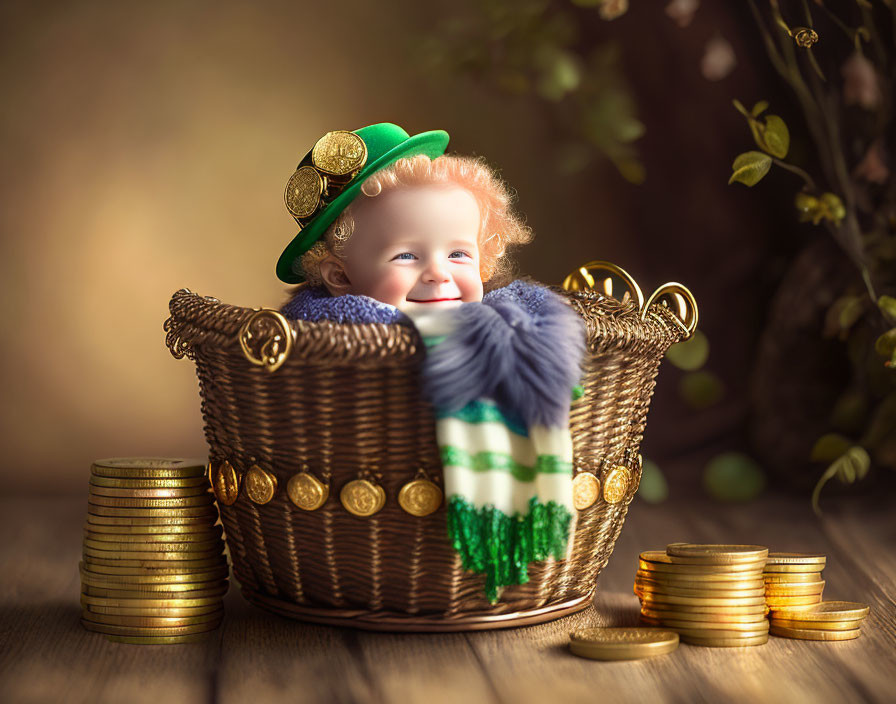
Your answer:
[319,255,352,296]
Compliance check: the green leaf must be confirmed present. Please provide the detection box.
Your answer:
[751,100,769,117]
[761,115,790,158]
[703,452,766,502]
[728,151,772,187]
[679,371,725,410]
[665,328,709,370]
[875,328,896,359]
[878,295,896,323]
[637,458,669,503]
[811,446,870,516]
[838,296,864,332]
[810,433,852,463]
[732,99,750,118]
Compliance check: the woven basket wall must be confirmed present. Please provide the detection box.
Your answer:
[164,280,693,631]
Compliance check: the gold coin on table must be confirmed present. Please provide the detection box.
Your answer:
[91,458,207,479]
[636,579,766,599]
[636,569,764,585]
[83,538,222,553]
[86,513,218,526]
[83,547,223,563]
[89,475,210,489]
[104,633,214,644]
[639,603,768,616]
[769,600,870,622]
[646,617,769,632]
[763,572,823,583]
[244,465,278,505]
[80,608,223,628]
[287,471,329,511]
[763,563,828,574]
[398,478,443,517]
[668,624,769,640]
[81,593,225,609]
[765,552,826,567]
[640,592,766,607]
[212,460,241,506]
[341,479,386,517]
[663,554,767,569]
[88,494,215,509]
[84,561,226,577]
[602,466,631,504]
[84,554,226,570]
[568,627,679,661]
[764,581,825,596]
[770,626,861,641]
[83,602,223,617]
[84,521,222,536]
[769,617,864,631]
[640,552,764,574]
[572,472,600,510]
[82,585,228,600]
[79,563,228,584]
[88,486,212,500]
[680,633,769,647]
[666,544,768,563]
[79,577,229,595]
[84,528,222,543]
[766,595,823,608]
[641,607,767,623]
[80,618,222,637]
[87,505,219,519]
[637,574,765,591]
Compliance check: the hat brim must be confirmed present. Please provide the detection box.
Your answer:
[276,129,450,284]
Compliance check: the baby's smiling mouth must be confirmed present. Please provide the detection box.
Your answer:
[406,297,461,303]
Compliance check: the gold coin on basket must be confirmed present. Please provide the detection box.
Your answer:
[769,600,870,622]
[212,460,241,506]
[244,465,278,505]
[602,466,631,504]
[398,478,443,517]
[91,458,207,479]
[666,544,768,564]
[569,627,679,661]
[287,471,329,511]
[770,625,861,641]
[341,479,386,517]
[572,473,600,510]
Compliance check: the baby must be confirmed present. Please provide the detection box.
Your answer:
[277,128,532,313]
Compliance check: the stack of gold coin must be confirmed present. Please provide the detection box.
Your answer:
[635,543,770,647]
[763,552,826,611]
[569,627,679,661]
[81,458,229,644]
[768,601,870,641]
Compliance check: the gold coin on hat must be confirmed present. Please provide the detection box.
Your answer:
[602,466,631,504]
[398,478,443,517]
[284,166,324,218]
[569,627,679,661]
[90,476,210,489]
[769,600,870,622]
[572,473,600,510]
[245,465,278,505]
[770,625,861,641]
[769,617,864,631]
[680,633,769,647]
[80,618,222,637]
[287,471,329,511]
[311,130,368,176]
[91,458,207,479]
[211,460,241,506]
[80,609,223,628]
[666,544,768,563]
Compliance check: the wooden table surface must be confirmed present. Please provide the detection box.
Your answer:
[1,491,893,704]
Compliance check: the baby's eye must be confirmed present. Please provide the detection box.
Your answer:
[391,252,417,261]
[449,250,473,260]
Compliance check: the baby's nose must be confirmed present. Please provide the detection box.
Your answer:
[422,260,451,283]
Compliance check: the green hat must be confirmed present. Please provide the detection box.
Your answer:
[276,122,450,284]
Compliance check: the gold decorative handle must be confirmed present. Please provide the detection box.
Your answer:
[641,282,698,339]
[563,261,698,340]
[239,309,294,372]
[561,260,645,311]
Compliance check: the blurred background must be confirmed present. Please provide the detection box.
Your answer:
[1,0,893,508]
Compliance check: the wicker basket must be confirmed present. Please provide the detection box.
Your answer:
[164,262,697,631]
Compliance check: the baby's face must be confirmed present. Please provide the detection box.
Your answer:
[336,185,484,312]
